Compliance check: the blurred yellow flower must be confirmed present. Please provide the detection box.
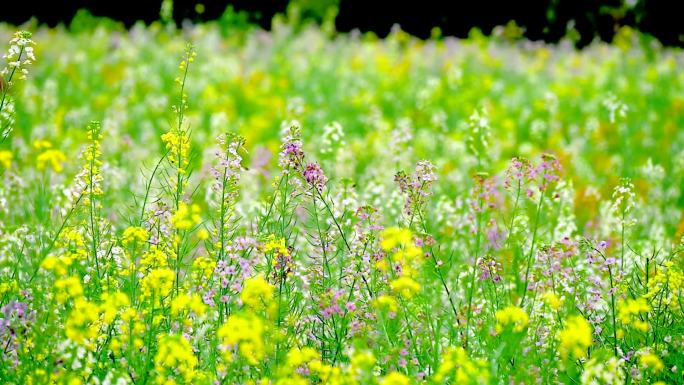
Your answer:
[495,305,529,333]
[558,315,593,360]
[36,149,66,173]
[0,150,12,168]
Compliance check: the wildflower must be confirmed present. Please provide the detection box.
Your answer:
[286,346,319,368]
[390,276,421,299]
[53,276,84,303]
[466,107,490,158]
[263,234,289,256]
[432,346,490,384]
[100,292,130,324]
[541,291,562,310]
[617,298,650,332]
[380,227,413,251]
[36,148,67,173]
[638,349,664,372]
[171,293,207,317]
[611,178,636,219]
[394,160,437,217]
[380,372,411,385]
[558,315,593,360]
[161,129,190,173]
[302,162,328,191]
[122,226,149,246]
[191,255,216,280]
[41,255,73,276]
[171,202,201,230]
[140,268,175,300]
[581,357,625,385]
[1,31,36,81]
[240,274,275,310]
[0,150,11,168]
[65,298,100,345]
[218,313,266,365]
[139,248,169,270]
[320,121,345,155]
[495,306,529,333]
[155,334,199,383]
[643,262,684,310]
[78,121,104,201]
[279,121,305,169]
[373,295,399,314]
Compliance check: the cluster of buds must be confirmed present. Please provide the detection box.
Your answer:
[1,31,35,83]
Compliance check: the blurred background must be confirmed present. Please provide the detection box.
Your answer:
[2,0,684,48]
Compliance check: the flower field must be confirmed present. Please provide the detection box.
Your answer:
[0,16,683,385]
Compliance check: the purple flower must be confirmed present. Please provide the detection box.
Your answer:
[302,162,328,191]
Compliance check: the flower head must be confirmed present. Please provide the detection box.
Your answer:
[558,315,593,360]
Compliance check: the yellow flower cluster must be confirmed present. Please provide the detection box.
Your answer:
[432,346,490,384]
[161,130,190,173]
[140,248,169,271]
[263,234,289,256]
[155,334,199,383]
[240,274,275,311]
[171,293,207,317]
[218,313,266,365]
[643,262,684,310]
[638,349,664,372]
[122,226,149,246]
[495,305,529,333]
[100,291,130,324]
[36,148,67,173]
[390,276,421,299]
[380,227,413,251]
[80,121,104,201]
[617,298,650,332]
[0,150,12,168]
[378,227,423,276]
[171,202,201,230]
[380,372,411,385]
[541,291,562,310]
[373,295,399,314]
[65,298,100,346]
[191,255,216,280]
[53,276,84,303]
[558,315,593,360]
[140,268,175,300]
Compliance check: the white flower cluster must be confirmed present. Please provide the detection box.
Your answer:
[1,31,36,82]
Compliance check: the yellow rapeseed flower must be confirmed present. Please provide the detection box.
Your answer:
[0,150,12,168]
[171,202,201,230]
[155,334,199,383]
[65,298,100,346]
[53,276,83,303]
[638,350,664,372]
[140,268,175,300]
[618,297,650,332]
[380,227,413,251]
[432,346,490,384]
[390,276,421,299]
[495,305,529,333]
[218,313,266,365]
[380,372,411,385]
[373,295,399,314]
[240,274,275,311]
[36,149,66,173]
[122,226,149,246]
[558,315,593,360]
[263,234,289,256]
